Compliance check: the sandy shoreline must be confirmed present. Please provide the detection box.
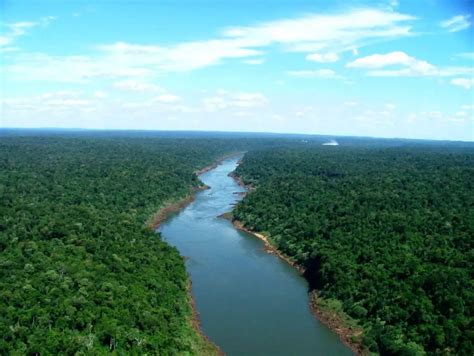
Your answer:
[231,219,305,274]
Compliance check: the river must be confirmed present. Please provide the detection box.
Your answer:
[159,156,352,355]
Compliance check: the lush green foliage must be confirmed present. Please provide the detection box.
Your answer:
[0,135,239,354]
[234,145,474,355]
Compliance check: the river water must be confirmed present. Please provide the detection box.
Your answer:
[159,157,352,355]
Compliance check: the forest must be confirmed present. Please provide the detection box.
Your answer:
[1,130,472,355]
[233,145,474,355]
[0,133,253,354]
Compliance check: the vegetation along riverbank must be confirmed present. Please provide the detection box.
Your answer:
[0,134,248,354]
[227,164,366,354]
[231,145,473,355]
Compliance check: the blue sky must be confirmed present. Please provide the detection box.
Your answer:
[1,0,473,140]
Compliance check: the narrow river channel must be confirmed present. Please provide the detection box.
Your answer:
[159,156,352,355]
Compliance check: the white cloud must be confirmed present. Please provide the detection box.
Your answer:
[3,8,415,81]
[450,78,474,89]
[154,94,180,103]
[113,79,162,92]
[440,14,471,33]
[98,40,262,72]
[0,17,57,47]
[347,51,440,76]
[287,69,338,78]
[347,51,414,68]
[306,52,339,63]
[6,53,154,83]
[223,9,414,54]
[0,22,36,46]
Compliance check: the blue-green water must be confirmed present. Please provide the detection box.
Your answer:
[159,157,352,355]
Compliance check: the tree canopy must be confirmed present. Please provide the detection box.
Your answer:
[234,145,474,355]
[0,135,243,354]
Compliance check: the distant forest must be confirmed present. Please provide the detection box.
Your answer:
[233,145,473,355]
[1,130,472,355]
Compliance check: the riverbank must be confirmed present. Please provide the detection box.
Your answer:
[195,152,245,175]
[228,170,367,355]
[227,170,254,191]
[148,155,242,354]
[230,216,366,355]
[186,279,223,355]
[147,186,207,230]
[230,218,305,274]
[309,293,367,356]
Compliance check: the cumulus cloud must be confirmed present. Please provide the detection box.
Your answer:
[346,51,473,77]
[347,51,415,68]
[347,51,437,76]
[440,14,471,32]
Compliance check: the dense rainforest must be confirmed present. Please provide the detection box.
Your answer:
[233,145,474,355]
[0,134,252,354]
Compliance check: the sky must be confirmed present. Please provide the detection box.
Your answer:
[1,0,473,141]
